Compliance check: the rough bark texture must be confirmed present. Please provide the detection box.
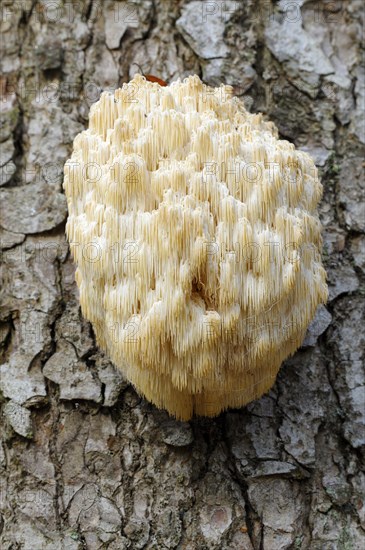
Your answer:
[0,1,364,549]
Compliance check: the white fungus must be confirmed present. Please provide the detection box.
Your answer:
[63,74,328,420]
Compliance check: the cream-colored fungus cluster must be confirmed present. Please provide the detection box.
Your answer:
[63,74,328,420]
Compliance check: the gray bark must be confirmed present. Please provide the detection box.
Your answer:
[0,1,364,549]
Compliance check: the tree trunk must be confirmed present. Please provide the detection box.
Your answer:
[1,1,364,549]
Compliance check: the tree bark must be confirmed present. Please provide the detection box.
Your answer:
[0,1,364,549]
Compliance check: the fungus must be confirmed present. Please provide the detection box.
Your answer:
[63,75,328,420]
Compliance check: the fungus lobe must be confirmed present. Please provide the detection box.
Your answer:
[63,75,328,420]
